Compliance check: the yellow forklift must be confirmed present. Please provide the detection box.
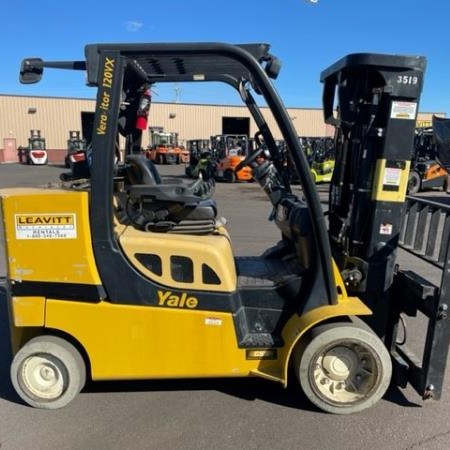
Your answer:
[1,44,449,414]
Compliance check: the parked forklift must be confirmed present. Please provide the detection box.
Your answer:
[407,125,448,194]
[2,43,449,415]
[184,139,215,179]
[65,130,87,169]
[18,129,48,165]
[145,127,187,164]
[212,134,253,182]
[429,115,450,192]
[303,137,335,184]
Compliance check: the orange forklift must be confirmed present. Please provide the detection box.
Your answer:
[211,134,253,182]
[145,127,187,164]
[407,125,448,194]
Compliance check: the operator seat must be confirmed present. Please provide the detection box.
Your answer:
[123,155,221,235]
[125,154,163,185]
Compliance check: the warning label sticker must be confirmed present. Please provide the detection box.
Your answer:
[15,214,77,240]
[380,223,393,235]
[383,167,402,186]
[390,101,417,120]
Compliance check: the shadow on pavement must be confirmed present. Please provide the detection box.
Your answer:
[83,369,422,412]
[384,385,421,408]
[0,286,19,404]
[83,375,318,412]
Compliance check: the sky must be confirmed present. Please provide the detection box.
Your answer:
[2,0,450,115]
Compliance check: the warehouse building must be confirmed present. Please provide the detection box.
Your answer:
[0,93,443,163]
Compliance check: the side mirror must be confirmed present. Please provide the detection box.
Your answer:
[264,57,281,80]
[20,58,44,84]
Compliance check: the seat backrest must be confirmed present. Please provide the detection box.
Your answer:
[123,155,218,234]
[125,155,162,185]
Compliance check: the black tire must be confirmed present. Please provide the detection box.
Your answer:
[224,169,236,183]
[293,320,392,415]
[407,171,421,194]
[158,154,165,165]
[11,335,86,409]
[205,163,216,180]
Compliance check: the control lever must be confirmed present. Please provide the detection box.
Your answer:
[189,173,216,199]
[235,147,265,173]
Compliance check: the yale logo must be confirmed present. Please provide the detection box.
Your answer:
[157,291,198,309]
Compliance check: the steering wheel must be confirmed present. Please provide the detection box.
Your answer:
[235,146,265,173]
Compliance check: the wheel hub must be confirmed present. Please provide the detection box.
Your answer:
[21,354,65,400]
[311,341,378,405]
[39,365,56,382]
[322,346,358,381]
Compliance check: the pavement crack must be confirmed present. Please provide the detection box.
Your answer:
[406,429,450,449]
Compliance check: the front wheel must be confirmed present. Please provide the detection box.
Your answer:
[11,335,86,409]
[407,171,421,194]
[293,320,392,415]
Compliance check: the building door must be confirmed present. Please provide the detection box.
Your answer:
[222,117,250,136]
[2,138,17,163]
[81,112,95,145]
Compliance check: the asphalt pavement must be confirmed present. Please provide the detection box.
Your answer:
[1,162,450,450]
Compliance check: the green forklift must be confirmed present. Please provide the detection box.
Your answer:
[184,139,215,179]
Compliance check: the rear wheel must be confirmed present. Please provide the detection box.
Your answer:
[293,320,392,414]
[11,335,86,409]
[407,171,421,194]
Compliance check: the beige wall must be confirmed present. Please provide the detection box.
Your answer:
[0,93,444,163]
[0,95,95,151]
[0,94,329,150]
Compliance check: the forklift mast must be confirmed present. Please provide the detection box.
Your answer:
[321,54,426,333]
[67,130,87,151]
[29,129,46,150]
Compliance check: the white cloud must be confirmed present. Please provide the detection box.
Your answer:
[125,21,144,32]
